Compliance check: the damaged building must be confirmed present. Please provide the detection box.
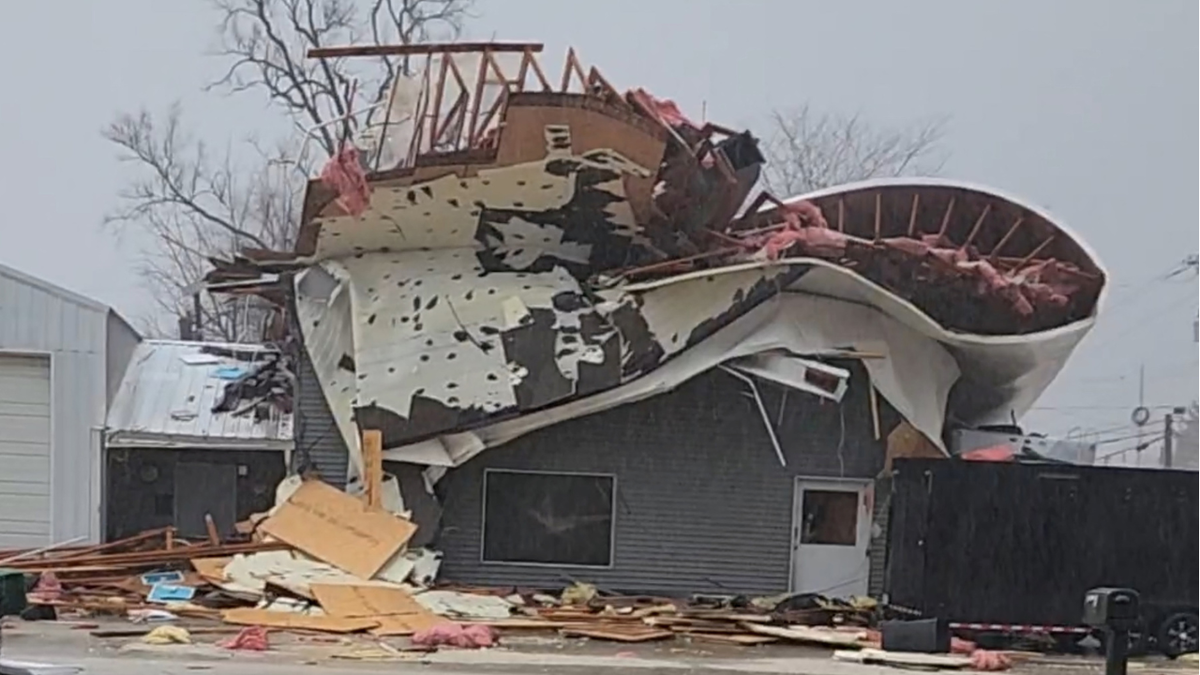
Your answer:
[104,340,293,542]
[203,42,1108,596]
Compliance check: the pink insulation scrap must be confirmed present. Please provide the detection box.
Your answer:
[754,200,841,260]
[320,145,371,217]
[628,88,699,130]
[412,623,497,649]
[219,625,270,651]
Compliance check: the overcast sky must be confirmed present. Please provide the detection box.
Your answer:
[1,0,1196,459]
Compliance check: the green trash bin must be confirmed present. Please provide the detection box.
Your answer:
[0,568,28,618]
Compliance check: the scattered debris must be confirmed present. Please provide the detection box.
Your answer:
[412,623,497,649]
[217,626,270,651]
[141,625,192,645]
[258,480,416,579]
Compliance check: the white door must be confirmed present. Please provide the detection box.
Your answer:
[0,354,52,548]
[790,478,872,597]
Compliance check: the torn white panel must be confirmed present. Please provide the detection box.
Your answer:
[389,291,960,468]
[414,590,513,620]
[310,148,652,262]
[295,263,362,480]
[781,261,1095,426]
[727,353,850,402]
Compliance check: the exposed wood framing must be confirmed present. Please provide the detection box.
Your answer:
[961,204,992,250]
[837,198,845,232]
[907,193,920,237]
[873,193,882,241]
[1013,236,1056,270]
[362,429,384,509]
[988,217,1025,262]
[936,197,956,238]
[308,42,544,59]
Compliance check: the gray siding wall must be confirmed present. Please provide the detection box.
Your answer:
[437,364,898,596]
[0,266,109,543]
[868,476,892,598]
[104,311,141,406]
[295,346,350,488]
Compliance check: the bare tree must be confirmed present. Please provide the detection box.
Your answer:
[761,105,949,197]
[104,0,472,341]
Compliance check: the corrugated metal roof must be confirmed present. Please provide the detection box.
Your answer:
[106,339,293,451]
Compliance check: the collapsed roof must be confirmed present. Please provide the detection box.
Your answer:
[207,42,1107,477]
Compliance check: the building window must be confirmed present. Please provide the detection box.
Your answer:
[800,489,858,546]
[481,470,616,567]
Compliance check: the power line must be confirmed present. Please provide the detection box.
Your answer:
[1096,435,1164,463]
[1092,286,1198,347]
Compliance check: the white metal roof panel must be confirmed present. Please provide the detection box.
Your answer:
[105,339,293,450]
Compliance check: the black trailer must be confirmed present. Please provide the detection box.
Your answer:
[884,458,1198,656]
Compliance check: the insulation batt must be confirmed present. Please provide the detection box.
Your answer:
[320,145,371,217]
[412,623,497,648]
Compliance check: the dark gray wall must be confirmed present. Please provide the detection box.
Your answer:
[295,346,350,488]
[105,447,285,541]
[436,363,898,596]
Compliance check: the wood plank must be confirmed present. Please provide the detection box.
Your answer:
[221,608,379,633]
[688,632,778,646]
[745,623,866,647]
[361,430,383,509]
[189,556,231,583]
[259,480,416,579]
[560,625,674,643]
[309,42,544,59]
[312,583,424,619]
[834,648,971,669]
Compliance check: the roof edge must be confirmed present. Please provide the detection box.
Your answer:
[0,261,111,313]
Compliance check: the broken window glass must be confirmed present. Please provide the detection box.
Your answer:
[800,489,858,546]
[482,470,615,566]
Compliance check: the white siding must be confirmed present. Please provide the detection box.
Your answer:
[0,354,52,548]
[0,265,109,545]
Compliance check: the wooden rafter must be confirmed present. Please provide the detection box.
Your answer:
[308,42,544,59]
[960,204,991,250]
[936,197,956,238]
[988,217,1025,263]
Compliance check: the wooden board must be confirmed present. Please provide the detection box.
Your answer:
[834,648,971,669]
[220,608,379,633]
[259,480,417,579]
[311,583,450,637]
[688,632,778,646]
[311,584,427,618]
[560,625,674,643]
[369,612,452,637]
[189,557,231,583]
[361,430,383,508]
[745,623,865,647]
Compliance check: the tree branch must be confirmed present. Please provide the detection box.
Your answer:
[762,104,949,196]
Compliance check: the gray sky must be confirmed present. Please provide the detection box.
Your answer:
[1,0,1196,457]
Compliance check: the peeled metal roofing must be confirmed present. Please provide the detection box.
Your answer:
[105,339,293,450]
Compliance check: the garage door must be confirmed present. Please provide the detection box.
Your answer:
[0,354,52,548]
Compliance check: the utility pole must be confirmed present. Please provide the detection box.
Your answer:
[1162,413,1174,469]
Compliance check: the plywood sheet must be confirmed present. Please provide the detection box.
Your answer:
[369,612,451,637]
[220,608,378,633]
[560,625,674,643]
[689,633,778,646]
[311,584,424,618]
[312,583,450,637]
[190,557,232,583]
[259,480,417,579]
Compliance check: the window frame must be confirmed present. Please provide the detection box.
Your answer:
[479,468,618,569]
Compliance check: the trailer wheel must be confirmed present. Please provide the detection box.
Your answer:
[1156,612,1198,658]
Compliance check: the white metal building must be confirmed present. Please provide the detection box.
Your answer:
[0,263,140,548]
